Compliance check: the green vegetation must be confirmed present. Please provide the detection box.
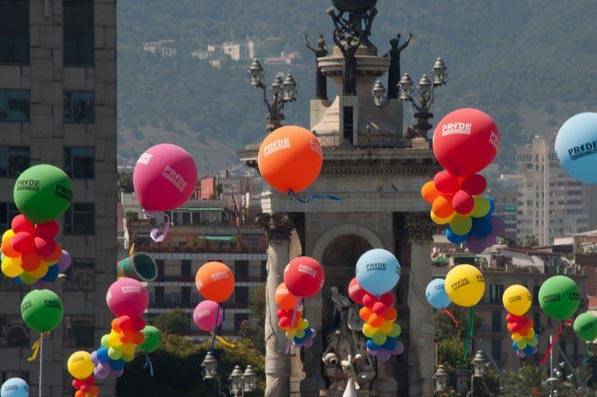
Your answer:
[118,0,597,171]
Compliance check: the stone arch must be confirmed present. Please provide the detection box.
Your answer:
[311,224,383,263]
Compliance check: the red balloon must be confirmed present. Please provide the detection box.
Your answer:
[20,252,42,271]
[379,293,395,307]
[433,108,500,176]
[72,379,83,389]
[452,190,474,215]
[34,236,56,257]
[348,277,366,304]
[11,214,35,234]
[372,302,387,314]
[434,170,461,194]
[35,220,60,238]
[283,256,324,298]
[506,313,524,324]
[278,317,291,329]
[461,174,487,195]
[362,293,376,308]
[131,316,145,331]
[11,231,35,254]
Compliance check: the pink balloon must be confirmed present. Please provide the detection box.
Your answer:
[106,277,149,317]
[193,300,223,331]
[133,144,198,212]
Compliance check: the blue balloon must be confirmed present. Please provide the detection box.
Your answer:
[425,278,451,309]
[11,277,23,286]
[355,249,400,296]
[1,378,29,397]
[303,328,313,338]
[97,347,109,363]
[367,339,381,351]
[383,337,397,351]
[523,345,534,355]
[42,264,60,282]
[511,341,518,350]
[445,227,468,244]
[470,215,492,238]
[555,112,597,184]
[293,336,303,344]
[108,358,125,371]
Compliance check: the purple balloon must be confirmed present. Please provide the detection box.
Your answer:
[94,363,110,380]
[58,250,72,272]
[491,217,506,235]
[367,347,378,357]
[113,368,124,378]
[466,237,486,254]
[90,351,99,365]
[303,338,314,348]
[516,350,527,358]
[392,341,405,355]
[377,349,391,362]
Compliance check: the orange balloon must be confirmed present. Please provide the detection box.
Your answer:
[367,313,384,327]
[359,306,372,322]
[89,386,99,395]
[75,391,84,397]
[383,307,397,321]
[432,196,454,218]
[421,181,440,204]
[195,261,235,303]
[258,125,323,193]
[292,311,303,327]
[1,238,19,258]
[275,282,298,310]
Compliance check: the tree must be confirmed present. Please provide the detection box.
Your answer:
[239,284,266,353]
[154,309,189,336]
[118,172,134,193]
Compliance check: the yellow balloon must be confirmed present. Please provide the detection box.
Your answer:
[1,257,23,278]
[362,323,378,338]
[28,262,49,279]
[444,264,485,307]
[300,319,309,330]
[502,284,532,316]
[122,352,135,362]
[431,210,454,225]
[526,328,535,339]
[108,331,122,347]
[121,342,136,356]
[511,333,522,342]
[380,320,393,335]
[295,329,305,339]
[471,196,490,218]
[450,214,473,236]
[285,330,295,338]
[2,229,15,243]
[389,323,401,338]
[372,332,387,346]
[67,351,94,380]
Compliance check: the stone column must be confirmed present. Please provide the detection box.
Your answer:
[404,213,435,397]
[258,214,293,397]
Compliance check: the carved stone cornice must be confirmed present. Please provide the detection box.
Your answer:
[403,212,434,243]
[256,213,294,242]
[322,164,436,176]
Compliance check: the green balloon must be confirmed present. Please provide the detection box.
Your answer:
[13,164,73,223]
[20,289,64,332]
[573,312,597,341]
[139,326,161,353]
[538,275,580,321]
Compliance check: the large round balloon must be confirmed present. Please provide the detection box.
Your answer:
[554,112,597,184]
[502,284,532,316]
[425,278,451,309]
[444,264,485,307]
[538,275,580,321]
[20,289,64,332]
[195,261,235,303]
[67,351,94,380]
[13,164,73,223]
[106,277,149,318]
[573,312,597,341]
[193,300,223,331]
[139,326,161,353]
[283,257,324,298]
[274,282,298,310]
[1,378,29,397]
[258,125,323,193]
[133,143,198,211]
[355,249,400,296]
[433,108,500,176]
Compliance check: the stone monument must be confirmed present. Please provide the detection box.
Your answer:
[240,1,440,395]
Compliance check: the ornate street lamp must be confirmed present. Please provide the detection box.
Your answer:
[472,350,487,377]
[229,365,244,396]
[247,59,297,133]
[242,365,257,393]
[371,79,387,107]
[201,351,218,380]
[434,365,449,392]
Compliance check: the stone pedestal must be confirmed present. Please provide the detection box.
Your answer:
[404,213,435,397]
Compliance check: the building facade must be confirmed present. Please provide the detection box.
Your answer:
[516,134,591,245]
[487,174,521,240]
[0,1,116,396]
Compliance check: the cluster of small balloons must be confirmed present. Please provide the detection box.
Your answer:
[1,164,74,286]
[0,377,29,397]
[422,108,504,252]
[502,285,538,358]
[193,261,235,333]
[275,257,324,348]
[67,351,99,397]
[348,249,403,362]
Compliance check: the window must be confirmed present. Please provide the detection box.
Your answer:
[0,202,18,230]
[64,91,94,123]
[0,0,29,64]
[491,339,502,361]
[491,310,502,333]
[489,284,504,304]
[64,315,95,347]
[0,146,29,177]
[0,89,29,122]
[235,286,249,306]
[235,260,249,281]
[235,313,249,330]
[64,0,94,66]
[63,259,94,291]
[64,147,94,179]
[6,324,28,346]
[64,203,95,235]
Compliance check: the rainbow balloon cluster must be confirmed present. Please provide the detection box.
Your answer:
[277,305,316,348]
[502,285,538,358]
[68,351,99,397]
[1,215,71,286]
[71,376,99,397]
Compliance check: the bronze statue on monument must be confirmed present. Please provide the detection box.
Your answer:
[332,28,362,96]
[305,33,329,100]
[383,32,413,99]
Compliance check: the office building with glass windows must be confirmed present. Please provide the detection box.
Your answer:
[0,1,116,395]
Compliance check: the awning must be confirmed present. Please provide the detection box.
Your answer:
[184,207,224,212]
[199,235,238,242]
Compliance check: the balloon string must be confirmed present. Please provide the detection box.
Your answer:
[38,333,43,397]
[210,305,221,352]
[540,322,564,366]
[286,300,301,354]
[27,335,42,362]
[288,191,340,203]
[463,308,474,361]
[149,212,171,243]
[441,308,460,328]
[143,353,154,376]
